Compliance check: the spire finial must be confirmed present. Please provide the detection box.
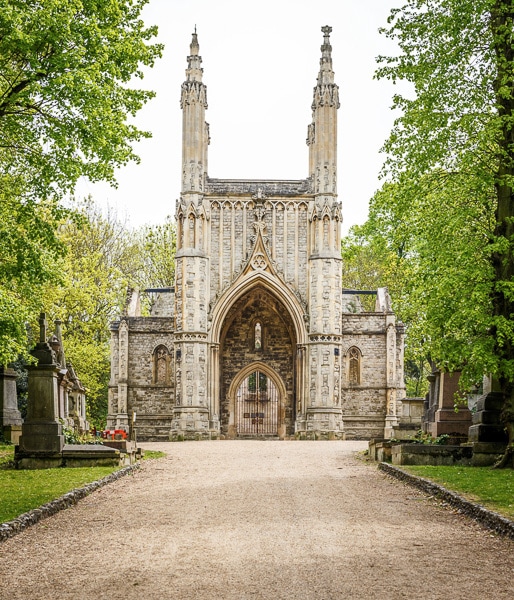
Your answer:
[317,25,335,86]
[322,25,332,40]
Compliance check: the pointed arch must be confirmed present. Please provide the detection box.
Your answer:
[345,346,362,386]
[209,270,307,345]
[227,361,288,438]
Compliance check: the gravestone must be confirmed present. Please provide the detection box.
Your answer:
[422,367,471,440]
[0,365,23,443]
[17,313,64,468]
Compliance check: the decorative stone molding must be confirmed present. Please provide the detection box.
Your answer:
[205,179,312,196]
[311,83,340,109]
[174,332,208,341]
[309,334,342,342]
[180,81,208,108]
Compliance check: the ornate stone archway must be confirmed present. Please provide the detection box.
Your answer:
[217,285,297,439]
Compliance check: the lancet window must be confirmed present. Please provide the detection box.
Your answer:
[348,347,361,385]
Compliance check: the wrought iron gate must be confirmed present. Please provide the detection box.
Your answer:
[236,370,279,436]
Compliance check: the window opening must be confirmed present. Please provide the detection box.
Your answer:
[349,347,360,385]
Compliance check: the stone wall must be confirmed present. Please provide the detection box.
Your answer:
[340,313,404,439]
[108,316,175,441]
[207,195,310,308]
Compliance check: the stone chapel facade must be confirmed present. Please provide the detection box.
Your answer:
[107,27,405,441]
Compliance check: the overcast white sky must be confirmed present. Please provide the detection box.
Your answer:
[75,0,402,234]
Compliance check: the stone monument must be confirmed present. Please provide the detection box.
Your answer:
[0,364,23,443]
[17,313,65,468]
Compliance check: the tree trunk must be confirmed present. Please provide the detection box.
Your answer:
[490,1,514,466]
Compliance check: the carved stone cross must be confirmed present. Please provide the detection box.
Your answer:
[39,312,47,343]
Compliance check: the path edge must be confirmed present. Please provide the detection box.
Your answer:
[0,463,140,543]
[378,462,514,540]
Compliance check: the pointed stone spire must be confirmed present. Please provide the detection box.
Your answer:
[180,29,209,197]
[185,26,204,83]
[307,26,340,198]
[317,25,335,87]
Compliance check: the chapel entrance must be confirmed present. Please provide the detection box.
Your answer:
[219,286,296,439]
[235,369,279,436]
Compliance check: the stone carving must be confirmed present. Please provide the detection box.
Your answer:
[180,80,208,108]
[251,253,267,270]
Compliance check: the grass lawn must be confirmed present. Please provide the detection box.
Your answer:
[402,464,514,519]
[0,444,166,523]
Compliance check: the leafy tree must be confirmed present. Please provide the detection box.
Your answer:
[43,201,177,428]
[0,178,65,365]
[341,194,428,396]
[45,199,140,428]
[0,0,162,198]
[374,0,514,459]
[0,0,162,366]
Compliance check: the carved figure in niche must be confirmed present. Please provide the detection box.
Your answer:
[190,163,195,190]
[154,346,169,384]
[254,322,262,350]
[198,215,204,249]
[323,216,329,249]
[348,347,360,385]
[198,163,203,190]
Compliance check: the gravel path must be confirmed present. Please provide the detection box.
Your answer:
[1,441,513,599]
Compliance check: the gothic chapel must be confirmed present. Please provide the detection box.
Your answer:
[108,27,406,440]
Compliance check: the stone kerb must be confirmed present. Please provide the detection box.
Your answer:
[0,464,140,543]
[379,462,514,540]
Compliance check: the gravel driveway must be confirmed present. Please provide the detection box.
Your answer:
[1,440,513,599]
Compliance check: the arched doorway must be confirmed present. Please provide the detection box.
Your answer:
[235,367,279,436]
[227,361,287,438]
[219,286,296,439]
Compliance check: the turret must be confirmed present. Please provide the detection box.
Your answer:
[307,26,340,198]
[180,29,209,194]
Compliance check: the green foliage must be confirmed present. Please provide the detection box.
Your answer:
[403,464,514,519]
[0,0,163,199]
[41,200,177,430]
[0,465,120,523]
[408,429,451,445]
[355,2,514,446]
[0,444,15,467]
[60,420,101,445]
[0,181,66,365]
[0,0,161,367]
[45,199,140,428]
[136,217,177,290]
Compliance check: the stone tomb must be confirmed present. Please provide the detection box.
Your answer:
[15,314,120,469]
[0,365,23,443]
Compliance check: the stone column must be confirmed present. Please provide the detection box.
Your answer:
[116,319,130,431]
[384,319,399,438]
